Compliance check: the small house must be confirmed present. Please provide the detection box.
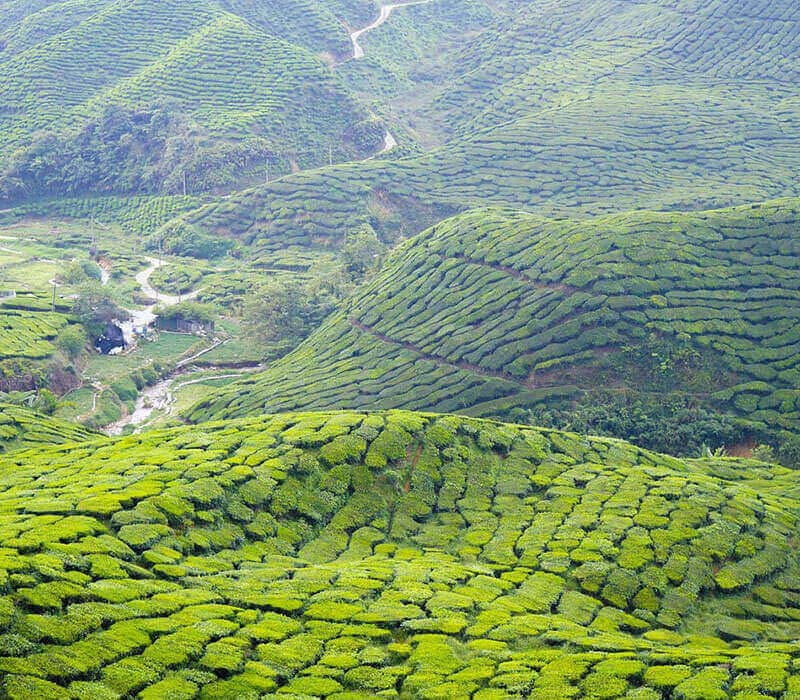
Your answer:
[156,315,215,335]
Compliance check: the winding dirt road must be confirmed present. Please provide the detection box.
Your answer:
[346,0,434,155]
[136,257,200,307]
[349,0,434,59]
[127,257,201,328]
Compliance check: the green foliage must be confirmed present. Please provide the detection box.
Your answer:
[149,263,203,295]
[190,201,800,445]
[778,433,800,469]
[0,410,797,696]
[32,389,59,416]
[526,391,745,458]
[0,306,70,361]
[341,223,385,279]
[156,301,216,324]
[55,326,87,361]
[70,284,128,340]
[175,0,800,261]
[242,277,339,352]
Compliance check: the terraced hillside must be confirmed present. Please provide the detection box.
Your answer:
[1,410,800,698]
[178,0,800,251]
[0,195,205,243]
[0,0,380,200]
[0,403,94,453]
[0,290,77,393]
[188,200,800,441]
[0,300,70,363]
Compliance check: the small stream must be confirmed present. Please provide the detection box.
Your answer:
[104,363,262,436]
[105,379,173,436]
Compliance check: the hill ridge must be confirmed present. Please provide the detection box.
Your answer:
[187,199,800,448]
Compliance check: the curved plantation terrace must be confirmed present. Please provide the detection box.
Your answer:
[0,404,94,453]
[189,200,800,435]
[0,411,799,698]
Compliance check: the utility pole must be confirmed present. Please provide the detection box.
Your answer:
[265,159,270,184]
[156,239,162,304]
[90,215,95,247]
[329,143,333,167]
[182,171,187,196]
[51,279,56,311]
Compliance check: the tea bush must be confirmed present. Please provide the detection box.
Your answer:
[0,410,798,697]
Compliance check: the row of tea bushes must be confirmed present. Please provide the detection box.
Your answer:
[0,403,94,453]
[0,410,799,697]
[188,200,800,433]
[0,307,70,361]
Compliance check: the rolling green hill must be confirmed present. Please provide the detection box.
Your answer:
[0,0,380,201]
[174,0,800,253]
[188,200,800,449]
[1,410,800,698]
[0,403,94,452]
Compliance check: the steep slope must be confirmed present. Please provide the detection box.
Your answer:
[0,410,799,698]
[188,200,800,441]
[0,0,369,59]
[0,403,94,452]
[175,0,800,250]
[0,0,379,200]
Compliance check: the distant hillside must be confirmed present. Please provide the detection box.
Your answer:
[0,0,380,200]
[188,200,800,450]
[1,410,799,697]
[0,403,94,452]
[174,0,800,251]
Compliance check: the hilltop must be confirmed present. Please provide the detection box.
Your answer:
[0,0,381,201]
[188,199,800,452]
[0,410,799,698]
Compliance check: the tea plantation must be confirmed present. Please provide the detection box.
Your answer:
[0,403,94,453]
[175,0,800,251]
[0,307,69,362]
[0,292,74,367]
[0,196,203,242]
[1,410,800,698]
[188,200,800,435]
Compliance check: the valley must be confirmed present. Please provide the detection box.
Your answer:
[0,1,799,698]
